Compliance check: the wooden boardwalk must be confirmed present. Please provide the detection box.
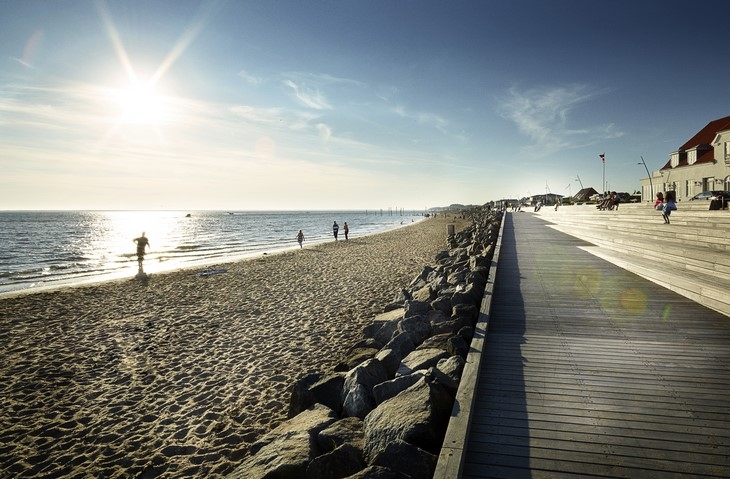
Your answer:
[460,211,730,479]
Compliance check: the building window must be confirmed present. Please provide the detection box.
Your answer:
[688,149,697,165]
[685,180,690,197]
[725,142,730,163]
[670,152,679,168]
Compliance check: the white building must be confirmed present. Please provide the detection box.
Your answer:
[640,115,730,202]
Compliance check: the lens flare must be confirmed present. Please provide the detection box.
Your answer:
[620,288,647,313]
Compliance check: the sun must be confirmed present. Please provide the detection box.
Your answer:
[113,82,168,124]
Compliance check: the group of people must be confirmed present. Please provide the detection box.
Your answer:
[134,220,352,272]
[331,221,349,241]
[596,192,622,211]
[295,221,349,248]
[653,191,677,223]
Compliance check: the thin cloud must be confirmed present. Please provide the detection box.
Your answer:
[283,71,365,88]
[11,57,34,69]
[238,70,263,85]
[317,123,332,142]
[392,105,467,142]
[283,79,331,110]
[498,84,622,154]
[229,104,283,123]
[11,29,43,69]
[393,106,448,130]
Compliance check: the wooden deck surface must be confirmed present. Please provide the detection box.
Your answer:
[461,211,730,479]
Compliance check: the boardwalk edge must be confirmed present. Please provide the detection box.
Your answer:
[433,211,506,478]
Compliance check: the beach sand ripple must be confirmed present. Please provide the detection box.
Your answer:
[0,216,467,479]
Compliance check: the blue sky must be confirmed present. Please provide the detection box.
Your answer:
[1,0,729,210]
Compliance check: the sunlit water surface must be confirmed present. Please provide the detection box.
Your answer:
[0,210,425,295]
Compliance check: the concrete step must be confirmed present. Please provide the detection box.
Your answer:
[544,220,730,252]
[579,245,730,318]
[547,223,730,279]
[527,205,730,318]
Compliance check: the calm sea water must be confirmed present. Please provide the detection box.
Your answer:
[0,210,426,295]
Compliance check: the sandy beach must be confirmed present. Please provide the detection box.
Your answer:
[0,215,468,479]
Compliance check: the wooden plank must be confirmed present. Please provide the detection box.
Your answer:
[459,212,730,479]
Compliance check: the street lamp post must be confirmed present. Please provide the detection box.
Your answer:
[638,156,653,203]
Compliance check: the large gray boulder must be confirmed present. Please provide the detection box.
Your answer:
[374,348,401,379]
[372,370,427,405]
[362,309,402,344]
[403,300,430,318]
[452,303,478,322]
[369,439,438,479]
[289,373,345,417]
[417,332,453,352]
[395,315,431,345]
[430,319,461,336]
[451,284,483,309]
[317,417,365,453]
[426,308,451,326]
[430,295,452,316]
[342,358,388,419]
[343,466,411,479]
[411,285,434,302]
[362,377,453,462]
[435,355,465,383]
[305,443,365,479]
[446,334,469,358]
[395,348,450,377]
[337,346,380,371]
[384,331,417,359]
[227,404,338,479]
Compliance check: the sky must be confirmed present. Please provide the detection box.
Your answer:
[2,0,730,211]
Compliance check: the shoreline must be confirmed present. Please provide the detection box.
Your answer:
[0,215,469,479]
[0,216,428,300]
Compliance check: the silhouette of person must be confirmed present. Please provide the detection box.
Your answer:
[662,191,677,224]
[332,221,339,240]
[296,230,304,248]
[654,192,664,210]
[343,222,349,240]
[133,232,150,271]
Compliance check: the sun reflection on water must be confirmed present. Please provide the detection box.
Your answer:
[98,211,189,273]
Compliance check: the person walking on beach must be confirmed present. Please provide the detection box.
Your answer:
[296,230,304,248]
[332,221,339,241]
[343,222,349,240]
[133,232,150,270]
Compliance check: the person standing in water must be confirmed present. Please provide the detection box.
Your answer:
[296,230,305,248]
[332,221,339,241]
[133,232,150,270]
[343,222,349,240]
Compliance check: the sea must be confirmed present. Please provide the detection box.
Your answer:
[0,210,427,296]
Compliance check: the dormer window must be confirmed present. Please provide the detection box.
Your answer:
[688,149,697,165]
[670,152,679,168]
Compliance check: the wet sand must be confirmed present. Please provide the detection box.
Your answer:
[0,215,468,479]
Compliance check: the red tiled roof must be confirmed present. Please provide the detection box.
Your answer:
[660,115,730,170]
[679,115,730,150]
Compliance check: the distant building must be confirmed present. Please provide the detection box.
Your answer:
[527,193,562,206]
[572,187,599,202]
[640,115,730,202]
[495,198,519,209]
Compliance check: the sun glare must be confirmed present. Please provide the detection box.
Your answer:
[114,83,168,124]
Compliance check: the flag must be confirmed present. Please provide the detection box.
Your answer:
[599,153,605,163]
